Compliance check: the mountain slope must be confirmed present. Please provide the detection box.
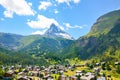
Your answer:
[87,10,120,37]
[0,32,23,50]
[63,10,120,60]
[20,36,74,55]
[19,35,43,49]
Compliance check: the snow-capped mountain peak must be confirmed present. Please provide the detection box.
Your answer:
[44,23,74,40]
[45,24,63,33]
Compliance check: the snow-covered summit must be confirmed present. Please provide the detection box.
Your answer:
[44,24,74,40]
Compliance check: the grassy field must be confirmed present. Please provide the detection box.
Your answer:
[101,70,120,80]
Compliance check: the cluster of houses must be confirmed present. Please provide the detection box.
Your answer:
[1,61,120,80]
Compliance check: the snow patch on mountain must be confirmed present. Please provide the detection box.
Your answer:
[55,33,73,40]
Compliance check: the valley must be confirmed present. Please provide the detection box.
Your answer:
[0,9,120,80]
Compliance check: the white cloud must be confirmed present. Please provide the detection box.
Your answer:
[32,30,47,35]
[56,0,80,5]
[54,9,59,14]
[56,0,70,5]
[38,1,52,10]
[3,10,13,18]
[28,2,32,6]
[64,23,85,30]
[0,0,35,18]
[27,14,63,30]
[73,0,80,3]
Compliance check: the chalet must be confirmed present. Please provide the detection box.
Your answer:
[29,71,40,77]
[58,75,67,80]
[3,70,15,80]
[18,72,26,76]
[94,67,101,74]
[58,65,65,71]
[97,73,106,80]
[68,66,72,69]
[44,68,50,72]
[10,66,16,70]
[2,65,5,70]
[44,68,50,76]
[18,76,32,80]
[68,66,74,71]
[76,70,83,76]
[26,66,33,71]
[44,75,54,80]
[49,65,54,69]
[16,64,22,69]
[59,70,64,75]
[41,66,45,70]
[69,76,77,80]
[80,72,95,80]
[76,64,86,67]
[70,67,75,71]
[95,63,100,66]
[33,66,40,71]
[97,76,106,80]
[23,69,29,73]
[50,69,58,74]
[101,62,106,65]
[115,62,120,65]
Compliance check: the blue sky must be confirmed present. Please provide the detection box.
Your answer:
[0,0,120,39]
